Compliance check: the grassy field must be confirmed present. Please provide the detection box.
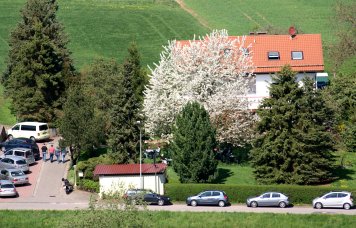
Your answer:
[0,84,16,125]
[0,210,355,228]
[183,0,353,46]
[0,0,207,124]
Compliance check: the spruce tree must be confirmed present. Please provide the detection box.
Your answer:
[251,65,336,184]
[2,0,76,122]
[107,46,143,163]
[171,102,217,183]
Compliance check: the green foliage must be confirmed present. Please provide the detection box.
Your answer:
[166,183,356,204]
[251,65,336,185]
[77,155,116,179]
[58,81,104,165]
[0,84,16,125]
[171,102,217,183]
[77,179,99,193]
[1,0,76,123]
[107,44,144,163]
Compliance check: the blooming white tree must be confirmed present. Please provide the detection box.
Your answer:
[144,30,257,146]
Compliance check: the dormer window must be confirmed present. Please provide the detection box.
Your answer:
[292,51,303,60]
[268,51,280,60]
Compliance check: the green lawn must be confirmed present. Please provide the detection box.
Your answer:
[0,84,16,125]
[332,152,356,188]
[167,163,255,185]
[0,210,355,228]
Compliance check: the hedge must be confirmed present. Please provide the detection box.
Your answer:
[165,184,356,204]
[77,179,100,193]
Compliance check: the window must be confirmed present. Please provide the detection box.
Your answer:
[272,193,281,198]
[268,51,280,60]
[224,48,232,57]
[325,193,337,198]
[200,191,212,197]
[16,160,27,165]
[262,193,270,198]
[292,51,303,60]
[21,125,36,131]
[213,191,221,196]
[240,47,249,56]
[12,125,20,130]
[338,193,347,198]
[39,124,48,131]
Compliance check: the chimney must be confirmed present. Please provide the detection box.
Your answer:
[289,26,297,38]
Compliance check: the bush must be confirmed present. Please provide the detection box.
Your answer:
[165,184,356,204]
[78,179,100,193]
[76,154,115,179]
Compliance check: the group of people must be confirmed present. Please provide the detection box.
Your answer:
[41,144,67,163]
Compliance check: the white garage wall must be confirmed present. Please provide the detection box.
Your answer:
[99,174,165,197]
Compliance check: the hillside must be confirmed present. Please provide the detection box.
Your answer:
[0,0,208,124]
[182,0,349,46]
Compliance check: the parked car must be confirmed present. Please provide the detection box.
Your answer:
[0,168,29,186]
[313,191,354,210]
[246,192,290,208]
[1,148,35,165]
[124,189,171,206]
[186,190,229,207]
[0,179,17,197]
[0,156,29,173]
[0,138,40,160]
[6,122,50,141]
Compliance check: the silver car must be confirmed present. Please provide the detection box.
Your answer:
[1,147,35,165]
[0,156,29,173]
[186,190,229,207]
[0,179,17,197]
[246,192,290,208]
[313,191,354,210]
[0,168,29,186]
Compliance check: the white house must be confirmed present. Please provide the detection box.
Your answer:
[94,163,167,197]
[237,32,327,109]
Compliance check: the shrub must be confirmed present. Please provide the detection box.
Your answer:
[165,184,356,204]
[76,154,115,179]
[78,179,100,193]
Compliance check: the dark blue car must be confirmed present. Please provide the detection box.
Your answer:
[0,138,40,160]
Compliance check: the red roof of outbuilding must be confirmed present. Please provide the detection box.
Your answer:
[94,163,167,176]
[177,34,324,73]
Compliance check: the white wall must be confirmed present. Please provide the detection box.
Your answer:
[99,174,166,197]
[246,72,316,109]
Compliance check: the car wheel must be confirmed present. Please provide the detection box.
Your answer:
[30,136,35,141]
[218,200,225,207]
[191,200,197,207]
[158,199,164,206]
[279,201,286,208]
[343,203,351,210]
[251,201,258,208]
[315,202,323,209]
[8,135,13,140]
[1,147,4,152]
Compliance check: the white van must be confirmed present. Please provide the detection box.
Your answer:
[7,122,50,141]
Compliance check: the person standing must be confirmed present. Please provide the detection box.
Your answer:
[49,145,55,163]
[61,147,67,163]
[55,146,61,163]
[41,143,48,162]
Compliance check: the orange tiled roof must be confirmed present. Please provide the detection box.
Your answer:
[177,34,324,73]
[94,163,167,176]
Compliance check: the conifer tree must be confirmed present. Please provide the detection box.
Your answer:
[107,45,143,163]
[251,65,336,184]
[2,0,76,122]
[171,102,217,183]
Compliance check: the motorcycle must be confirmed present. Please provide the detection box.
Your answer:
[62,178,74,194]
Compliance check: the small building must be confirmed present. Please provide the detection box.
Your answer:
[94,163,167,197]
[0,125,7,142]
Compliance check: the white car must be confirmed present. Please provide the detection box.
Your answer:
[7,122,50,141]
[313,191,354,210]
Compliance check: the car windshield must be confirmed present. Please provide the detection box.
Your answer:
[1,184,14,188]
[16,160,27,165]
[11,171,25,176]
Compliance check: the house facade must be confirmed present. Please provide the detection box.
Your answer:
[94,163,167,197]
[239,33,327,109]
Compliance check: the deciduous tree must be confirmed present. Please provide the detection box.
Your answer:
[2,0,76,122]
[170,102,217,183]
[144,30,256,146]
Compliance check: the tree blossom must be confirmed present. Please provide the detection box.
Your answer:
[144,30,257,145]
